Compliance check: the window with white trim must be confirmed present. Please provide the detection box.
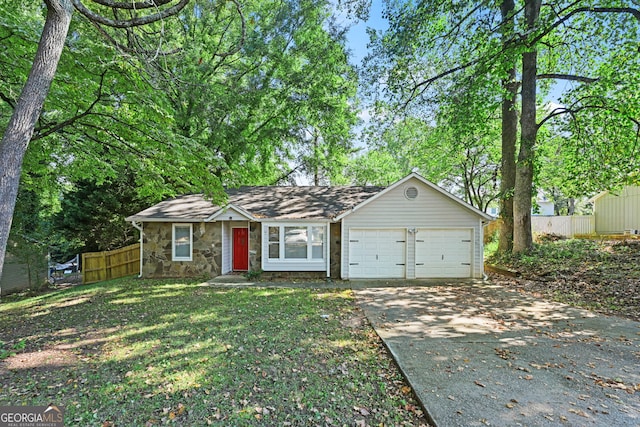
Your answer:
[265,224,326,261]
[172,224,193,261]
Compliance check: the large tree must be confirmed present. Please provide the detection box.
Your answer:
[363,0,640,253]
[1,0,362,286]
[0,0,205,287]
[141,0,359,187]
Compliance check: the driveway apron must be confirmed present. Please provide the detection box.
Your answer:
[353,281,640,427]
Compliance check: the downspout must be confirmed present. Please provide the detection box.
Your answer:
[131,221,144,278]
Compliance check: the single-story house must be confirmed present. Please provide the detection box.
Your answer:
[126,173,493,280]
[590,186,640,234]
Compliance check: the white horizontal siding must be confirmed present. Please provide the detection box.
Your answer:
[341,178,485,279]
[221,222,231,274]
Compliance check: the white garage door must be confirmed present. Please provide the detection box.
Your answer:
[349,229,406,278]
[415,229,472,278]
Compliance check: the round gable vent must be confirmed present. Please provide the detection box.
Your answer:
[404,186,419,200]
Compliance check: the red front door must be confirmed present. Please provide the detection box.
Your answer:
[233,228,249,271]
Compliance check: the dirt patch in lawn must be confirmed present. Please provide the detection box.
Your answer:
[487,239,640,321]
[1,349,78,373]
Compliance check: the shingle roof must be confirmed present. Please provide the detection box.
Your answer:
[126,185,385,222]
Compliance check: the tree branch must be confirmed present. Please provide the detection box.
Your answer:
[89,21,181,55]
[404,4,639,108]
[538,102,640,129]
[72,0,190,28]
[89,0,175,9]
[530,6,640,46]
[537,73,598,83]
[213,0,246,58]
[32,71,108,141]
[0,91,16,110]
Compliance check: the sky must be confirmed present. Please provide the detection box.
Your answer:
[341,0,388,67]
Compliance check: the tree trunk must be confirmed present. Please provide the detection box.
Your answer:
[0,0,73,288]
[498,0,517,253]
[568,198,575,215]
[513,0,541,253]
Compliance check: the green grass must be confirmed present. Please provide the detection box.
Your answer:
[0,279,428,426]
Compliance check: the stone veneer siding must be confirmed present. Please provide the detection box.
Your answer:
[248,222,261,272]
[142,222,222,278]
[330,222,341,279]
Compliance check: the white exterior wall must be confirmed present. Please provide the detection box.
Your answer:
[595,186,640,234]
[340,178,486,279]
[221,222,231,274]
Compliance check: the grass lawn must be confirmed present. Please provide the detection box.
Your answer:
[0,279,428,426]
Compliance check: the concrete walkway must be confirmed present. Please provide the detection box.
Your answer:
[353,281,640,427]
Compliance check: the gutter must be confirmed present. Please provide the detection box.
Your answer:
[131,221,144,278]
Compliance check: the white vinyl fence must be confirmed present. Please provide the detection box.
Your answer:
[531,215,595,237]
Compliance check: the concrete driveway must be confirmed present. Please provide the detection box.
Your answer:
[353,281,640,427]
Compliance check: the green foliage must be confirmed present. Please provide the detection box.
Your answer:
[488,238,603,269]
[244,269,263,280]
[7,189,49,288]
[53,174,156,256]
[362,0,640,219]
[139,0,359,187]
[0,339,26,360]
[1,0,362,269]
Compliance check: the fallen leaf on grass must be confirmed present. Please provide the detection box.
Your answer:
[354,406,370,416]
[568,408,590,418]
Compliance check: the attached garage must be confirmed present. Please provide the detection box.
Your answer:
[348,229,406,278]
[338,174,492,280]
[415,229,472,278]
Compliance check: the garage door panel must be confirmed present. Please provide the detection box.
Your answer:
[349,229,405,278]
[416,229,472,278]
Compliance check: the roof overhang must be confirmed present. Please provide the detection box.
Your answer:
[125,215,204,223]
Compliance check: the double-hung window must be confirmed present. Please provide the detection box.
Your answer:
[172,224,193,261]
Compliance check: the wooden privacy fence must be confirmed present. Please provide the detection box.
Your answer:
[82,243,140,284]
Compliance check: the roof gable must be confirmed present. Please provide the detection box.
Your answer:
[334,172,493,222]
